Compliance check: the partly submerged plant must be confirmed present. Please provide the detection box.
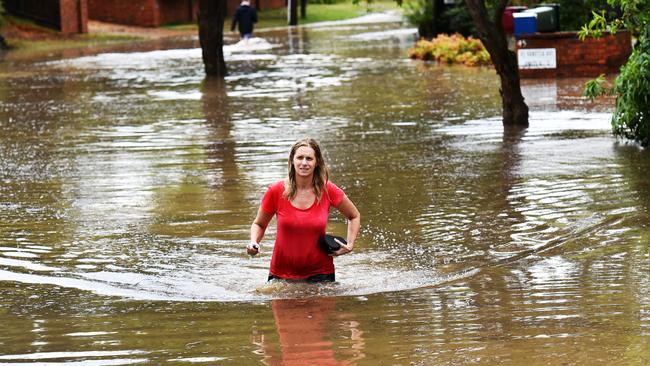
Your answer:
[408,33,490,66]
[581,0,650,147]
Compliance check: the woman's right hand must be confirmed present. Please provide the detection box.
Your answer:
[247,243,260,256]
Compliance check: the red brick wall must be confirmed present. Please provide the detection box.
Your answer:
[89,0,285,26]
[229,0,285,16]
[4,0,88,34]
[88,0,158,27]
[158,0,198,25]
[227,0,240,16]
[259,0,285,12]
[60,0,88,33]
[517,31,632,78]
[4,0,61,28]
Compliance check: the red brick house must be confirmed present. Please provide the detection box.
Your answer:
[4,0,88,34]
[88,0,286,28]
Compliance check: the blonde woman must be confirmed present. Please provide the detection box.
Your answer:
[247,138,361,282]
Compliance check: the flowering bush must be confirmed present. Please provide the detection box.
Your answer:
[407,33,491,66]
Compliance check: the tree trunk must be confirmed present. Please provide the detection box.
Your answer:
[465,0,528,126]
[288,0,298,25]
[0,35,9,51]
[432,0,445,35]
[0,35,8,62]
[300,0,307,19]
[198,0,227,77]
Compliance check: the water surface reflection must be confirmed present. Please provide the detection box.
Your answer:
[1,18,649,364]
[255,297,365,365]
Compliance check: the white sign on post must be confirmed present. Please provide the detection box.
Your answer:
[517,48,557,69]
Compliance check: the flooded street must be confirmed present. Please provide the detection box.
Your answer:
[1,18,649,365]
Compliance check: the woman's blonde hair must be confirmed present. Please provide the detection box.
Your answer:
[284,138,329,202]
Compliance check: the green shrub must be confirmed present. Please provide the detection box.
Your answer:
[580,0,650,146]
[610,24,650,147]
[402,0,433,31]
[442,2,476,36]
[408,33,491,66]
[555,0,618,32]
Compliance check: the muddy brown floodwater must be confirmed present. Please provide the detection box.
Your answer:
[1,18,649,365]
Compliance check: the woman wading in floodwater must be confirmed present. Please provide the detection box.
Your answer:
[246,138,360,282]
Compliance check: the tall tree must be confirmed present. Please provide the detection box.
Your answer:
[465,0,529,126]
[198,0,228,77]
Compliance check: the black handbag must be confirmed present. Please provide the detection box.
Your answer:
[318,234,346,254]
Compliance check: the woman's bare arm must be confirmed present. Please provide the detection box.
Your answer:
[248,207,273,255]
[332,195,360,256]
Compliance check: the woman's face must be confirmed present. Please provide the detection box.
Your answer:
[293,145,317,178]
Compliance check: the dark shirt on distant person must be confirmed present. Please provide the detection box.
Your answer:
[231,1,258,39]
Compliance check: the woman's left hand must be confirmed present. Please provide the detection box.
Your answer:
[330,238,353,256]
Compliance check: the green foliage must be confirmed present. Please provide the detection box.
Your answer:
[402,0,433,29]
[582,74,610,101]
[402,0,476,36]
[443,3,476,35]
[580,0,650,146]
[579,10,609,39]
[407,33,491,66]
[610,24,650,146]
[579,0,649,39]
[554,0,615,32]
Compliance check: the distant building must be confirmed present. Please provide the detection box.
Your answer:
[87,0,285,28]
[4,0,88,34]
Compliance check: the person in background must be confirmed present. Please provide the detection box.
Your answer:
[247,138,361,282]
[231,0,258,40]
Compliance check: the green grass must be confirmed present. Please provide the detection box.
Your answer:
[166,0,401,31]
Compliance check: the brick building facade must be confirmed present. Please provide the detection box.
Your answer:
[4,0,88,34]
[516,31,632,78]
[88,0,286,27]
